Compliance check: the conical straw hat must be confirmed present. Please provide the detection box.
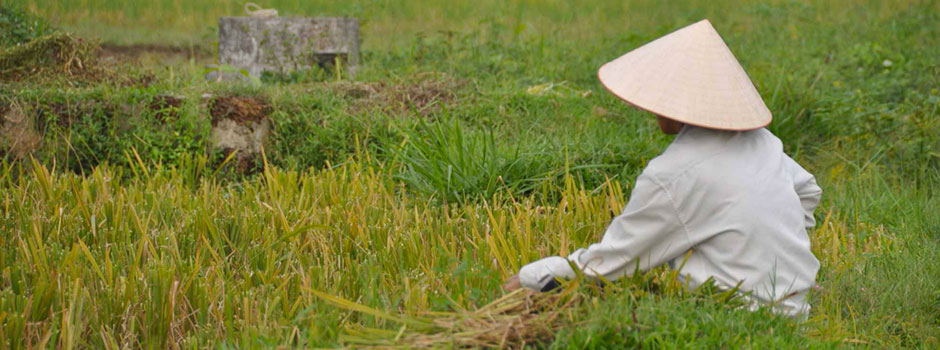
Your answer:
[598,19,771,131]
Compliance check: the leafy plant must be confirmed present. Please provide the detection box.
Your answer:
[0,5,53,48]
[392,117,547,202]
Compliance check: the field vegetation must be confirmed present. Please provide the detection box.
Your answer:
[1,0,939,348]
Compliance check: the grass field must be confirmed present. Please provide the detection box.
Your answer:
[2,0,940,348]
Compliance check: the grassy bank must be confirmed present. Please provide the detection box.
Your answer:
[1,0,939,348]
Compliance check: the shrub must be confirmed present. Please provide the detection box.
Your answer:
[0,5,53,48]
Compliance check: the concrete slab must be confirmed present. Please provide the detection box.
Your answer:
[218,17,359,78]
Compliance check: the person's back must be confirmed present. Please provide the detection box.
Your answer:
[505,19,823,317]
[647,126,820,315]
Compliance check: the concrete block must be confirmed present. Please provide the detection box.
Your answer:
[218,17,359,78]
[208,95,272,172]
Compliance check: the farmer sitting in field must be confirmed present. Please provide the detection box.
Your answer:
[503,20,822,316]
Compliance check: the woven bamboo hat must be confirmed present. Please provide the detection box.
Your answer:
[598,19,771,131]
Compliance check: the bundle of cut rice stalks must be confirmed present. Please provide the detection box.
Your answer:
[310,282,583,349]
[310,264,746,349]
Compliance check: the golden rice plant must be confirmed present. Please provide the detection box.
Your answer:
[811,210,896,273]
[0,155,911,348]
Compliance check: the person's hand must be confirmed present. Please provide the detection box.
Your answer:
[503,274,521,292]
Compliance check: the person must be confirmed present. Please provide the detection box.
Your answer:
[503,19,822,316]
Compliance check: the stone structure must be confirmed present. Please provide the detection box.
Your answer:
[218,17,359,78]
[207,95,272,172]
[210,117,270,168]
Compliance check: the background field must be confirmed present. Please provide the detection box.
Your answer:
[1,0,939,348]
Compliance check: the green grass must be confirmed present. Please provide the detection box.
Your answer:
[551,293,836,349]
[1,0,940,348]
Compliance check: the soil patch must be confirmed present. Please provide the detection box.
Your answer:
[329,76,462,116]
[98,43,212,62]
[209,96,271,127]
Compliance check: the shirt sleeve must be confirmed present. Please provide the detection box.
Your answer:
[518,256,576,291]
[518,173,693,291]
[567,173,693,279]
[784,156,822,230]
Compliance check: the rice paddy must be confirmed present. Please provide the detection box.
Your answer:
[1,0,939,348]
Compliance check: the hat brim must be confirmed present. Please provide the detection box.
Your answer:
[597,66,771,131]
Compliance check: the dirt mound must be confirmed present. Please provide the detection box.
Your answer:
[0,32,98,81]
[331,76,461,116]
[209,95,271,127]
[98,43,212,61]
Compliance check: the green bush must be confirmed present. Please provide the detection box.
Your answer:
[7,88,207,174]
[0,5,53,48]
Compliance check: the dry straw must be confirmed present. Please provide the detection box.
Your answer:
[312,285,581,349]
[311,259,748,349]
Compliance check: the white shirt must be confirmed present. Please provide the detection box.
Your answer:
[519,125,822,316]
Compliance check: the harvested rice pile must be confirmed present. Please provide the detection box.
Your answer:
[313,285,582,349]
[313,268,746,349]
